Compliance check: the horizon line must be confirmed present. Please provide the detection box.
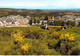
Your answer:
[0,6,80,10]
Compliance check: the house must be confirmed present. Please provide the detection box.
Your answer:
[75,18,80,21]
[0,21,4,27]
[22,18,29,24]
[62,15,76,22]
[0,17,7,21]
[6,15,29,25]
[6,18,14,24]
[19,18,29,25]
[39,20,42,25]
[57,16,62,20]
[75,18,80,26]
[43,17,48,29]
[3,21,6,23]
[51,16,55,22]
[32,19,35,25]
[7,15,24,20]
[14,21,20,26]
[6,15,16,24]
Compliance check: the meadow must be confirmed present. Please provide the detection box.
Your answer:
[0,26,80,55]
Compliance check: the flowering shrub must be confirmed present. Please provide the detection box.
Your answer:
[59,33,74,41]
[65,33,69,38]
[0,26,80,55]
[59,34,64,40]
[12,30,23,42]
[68,34,74,41]
[53,32,59,38]
[21,43,30,51]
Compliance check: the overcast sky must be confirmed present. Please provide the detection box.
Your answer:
[0,0,80,9]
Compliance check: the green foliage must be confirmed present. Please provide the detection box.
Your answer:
[60,43,67,55]
[37,19,40,23]
[29,19,32,25]
[48,39,59,48]
[48,21,54,25]
[54,20,65,26]
[66,21,75,26]
[44,16,48,20]
[0,27,80,55]
[78,21,80,26]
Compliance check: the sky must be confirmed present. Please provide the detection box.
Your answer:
[0,0,80,9]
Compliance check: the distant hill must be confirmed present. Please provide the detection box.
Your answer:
[0,8,80,18]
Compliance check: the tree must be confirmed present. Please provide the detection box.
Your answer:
[34,19,37,24]
[54,20,64,26]
[48,39,59,49]
[78,21,80,26]
[44,16,48,20]
[66,21,75,26]
[37,19,40,24]
[29,19,32,25]
[42,21,44,25]
[48,20,54,25]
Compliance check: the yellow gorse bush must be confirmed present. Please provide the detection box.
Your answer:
[59,34,64,40]
[68,36,74,41]
[21,43,30,51]
[53,32,59,38]
[59,33,74,41]
[65,33,69,38]
[70,34,74,37]
[15,36,23,42]
[12,30,23,42]
[68,34,74,41]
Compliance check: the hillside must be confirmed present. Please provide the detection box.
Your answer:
[1,8,80,18]
[0,27,80,55]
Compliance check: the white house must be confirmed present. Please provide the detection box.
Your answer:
[14,21,20,26]
[19,18,29,25]
[75,18,80,20]
[58,16,61,20]
[75,18,80,26]
[52,16,55,22]
[0,21,4,27]
[39,20,42,25]
[32,19,35,25]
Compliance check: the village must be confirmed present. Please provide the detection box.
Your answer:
[0,15,80,29]
[1,0,80,55]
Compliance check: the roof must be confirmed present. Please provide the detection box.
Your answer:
[76,18,80,20]
[0,20,4,23]
[21,18,29,20]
